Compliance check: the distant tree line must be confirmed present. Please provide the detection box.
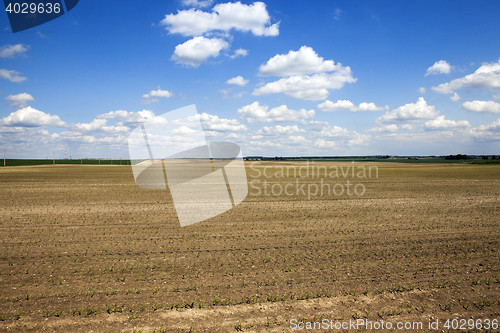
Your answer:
[445,154,498,160]
[445,154,470,160]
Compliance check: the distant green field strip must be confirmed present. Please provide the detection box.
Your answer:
[0,159,131,167]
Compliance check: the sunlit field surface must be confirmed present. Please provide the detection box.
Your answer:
[1,162,499,332]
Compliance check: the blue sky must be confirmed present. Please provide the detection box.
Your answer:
[1,0,500,158]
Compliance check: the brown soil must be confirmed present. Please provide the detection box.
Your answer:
[0,163,499,332]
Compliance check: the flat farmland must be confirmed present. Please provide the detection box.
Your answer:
[0,162,499,332]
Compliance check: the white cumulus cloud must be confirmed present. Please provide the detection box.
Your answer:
[468,119,500,142]
[228,48,248,59]
[318,125,350,138]
[314,138,336,148]
[0,107,66,127]
[425,60,452,76]
[461,100,500,113]
[142,88,173,99]
[318,99,389,112]
[252,46,356,100]
[356,102,390,112]
[171,36,229,67]
[376,97,440,123]
[258,46,342,77]
[237,101,315,123]
[475,119,500,132]
[160,1,279,37]
[74,119,106,131]
[226,75,248,86]
[76,119,108,131]
[5,93,34,108]
[424,116,471,130]
[312,124,370,147]
[450,92,461,101]
[0,69,27,83]
[432,58,500,94]
[307,121,370,146]
[141,88,173,104]
[255,125,305,136]
[253,72,357,101]
[96,110,167,127]
[288,135,310,144]
[318,99,354,111]
[190,112,247,131]
[172,125,199,135]
[0,44,29,58]
[368,124,399,133]
[73,118,129,133]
